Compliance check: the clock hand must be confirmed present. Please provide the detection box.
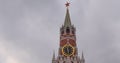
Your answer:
[67,47,69,54]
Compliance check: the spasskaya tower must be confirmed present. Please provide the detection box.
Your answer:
[52,2,85,63]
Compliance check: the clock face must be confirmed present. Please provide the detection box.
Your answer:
[62,44,75,56]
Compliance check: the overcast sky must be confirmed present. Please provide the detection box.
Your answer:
[0,0,120,63]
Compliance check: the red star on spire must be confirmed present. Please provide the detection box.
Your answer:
[65,2,70,7]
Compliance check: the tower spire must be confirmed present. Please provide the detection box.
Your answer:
[64,2,71,27]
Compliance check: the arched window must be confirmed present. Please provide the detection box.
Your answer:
[66,27,70,33]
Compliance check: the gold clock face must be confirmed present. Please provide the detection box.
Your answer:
[62,44,75,56]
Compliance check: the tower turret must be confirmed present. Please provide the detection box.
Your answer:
[60,2,76,37]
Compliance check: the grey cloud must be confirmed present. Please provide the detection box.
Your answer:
[0,0,120,63]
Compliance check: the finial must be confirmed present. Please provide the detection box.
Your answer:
[65,1,70,7]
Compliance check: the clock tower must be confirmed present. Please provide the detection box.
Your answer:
[52,2,85,63]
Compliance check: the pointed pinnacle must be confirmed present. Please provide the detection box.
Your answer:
[52,51,55,60]
[82,52,84,59]
[81,51,85,61]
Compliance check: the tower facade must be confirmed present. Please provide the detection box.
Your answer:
[52,2,85,63]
